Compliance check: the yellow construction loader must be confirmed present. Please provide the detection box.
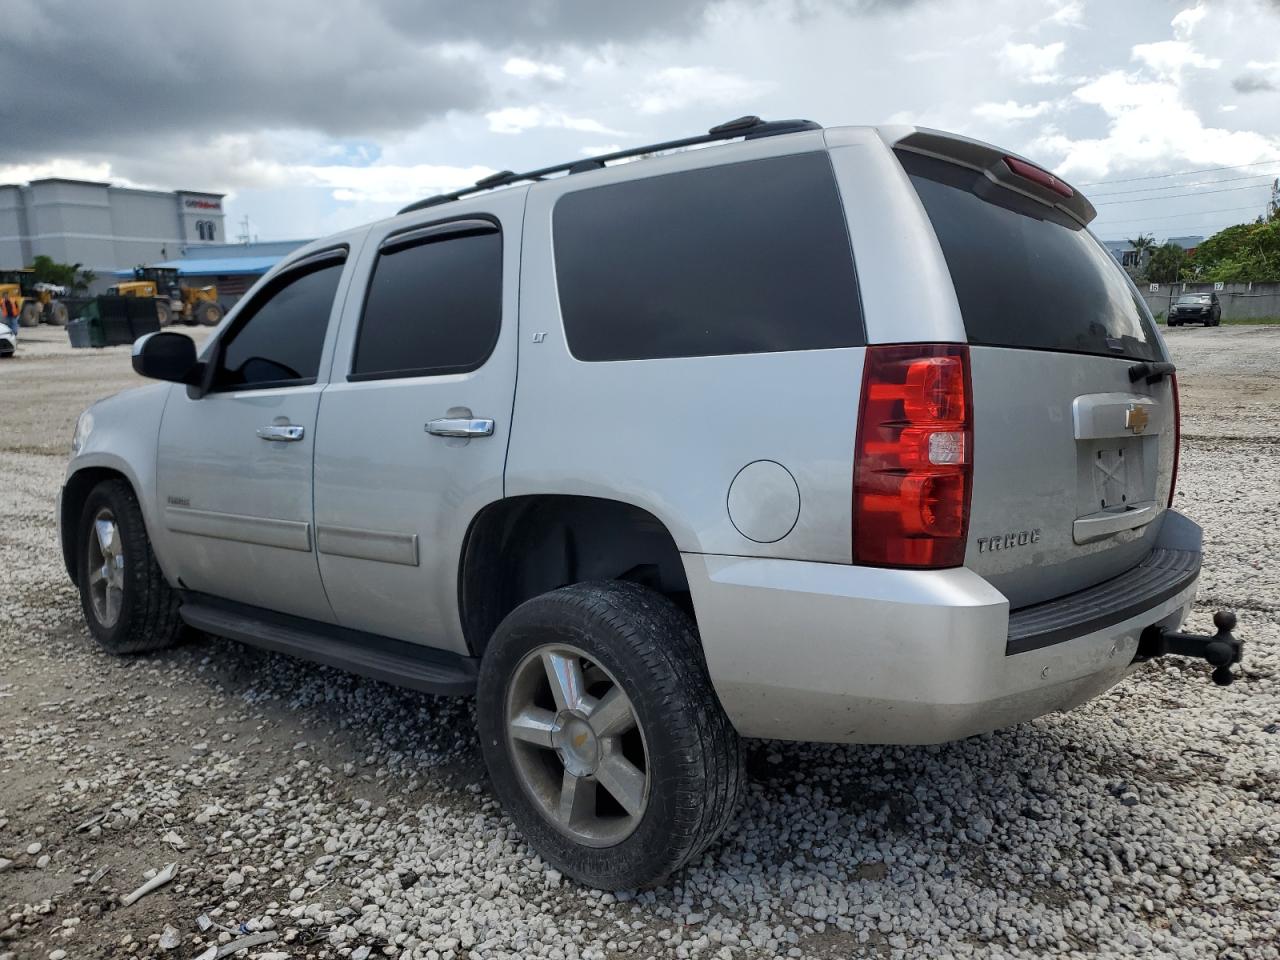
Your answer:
[107,266,223,326]
[0,269,44,327]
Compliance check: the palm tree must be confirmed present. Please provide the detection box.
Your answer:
[1126,233,1156,273]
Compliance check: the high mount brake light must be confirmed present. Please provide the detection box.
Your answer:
[854,344,973,568]
[1003,155,1074,199]
[1168,373,1181,507]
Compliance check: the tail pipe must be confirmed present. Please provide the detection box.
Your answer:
[1137,611,1243,686]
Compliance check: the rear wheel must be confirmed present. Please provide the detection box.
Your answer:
[18,301,40,327]
[154,300,173,327]
[76,478,182,654]
[47,301,69,326]
[195,301,223,326]
[477,581,743,889]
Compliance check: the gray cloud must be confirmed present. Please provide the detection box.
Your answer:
[378,0,723,46]
[0,0,492,160]
[0,0,742,162]
[1232,72,1277,93]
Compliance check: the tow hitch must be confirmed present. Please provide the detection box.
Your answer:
[1137,611,1243,686]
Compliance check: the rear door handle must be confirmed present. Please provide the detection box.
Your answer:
[425,417,494,438]
[257,424,305,442]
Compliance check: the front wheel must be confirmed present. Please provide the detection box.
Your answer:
[477,581,743,889]
[76,478,182,654]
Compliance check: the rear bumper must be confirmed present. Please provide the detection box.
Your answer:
[684,511,1201,745]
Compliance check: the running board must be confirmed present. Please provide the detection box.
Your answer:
[179,598,478,697]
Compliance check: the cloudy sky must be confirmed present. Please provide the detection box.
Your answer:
[2,0,1278,243]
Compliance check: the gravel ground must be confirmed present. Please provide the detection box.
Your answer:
[1,324,1277,960]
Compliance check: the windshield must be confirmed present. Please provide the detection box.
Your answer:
[1177,295,1211,304]
[897,150,1160,362]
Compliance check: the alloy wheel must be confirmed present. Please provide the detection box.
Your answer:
[505,644,650,847]
[86,507,125,627]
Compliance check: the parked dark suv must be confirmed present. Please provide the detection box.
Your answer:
[1168,292,1221,326]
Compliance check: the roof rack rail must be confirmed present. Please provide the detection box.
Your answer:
[398,115,821,215]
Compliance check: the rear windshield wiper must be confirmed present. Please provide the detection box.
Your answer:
[1128,360,1176,384]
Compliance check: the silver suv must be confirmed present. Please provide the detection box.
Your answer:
[60,117,1242,889]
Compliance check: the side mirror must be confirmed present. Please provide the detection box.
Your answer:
[132,331,201,385]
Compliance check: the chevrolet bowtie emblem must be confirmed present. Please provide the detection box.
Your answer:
[1125,404,1150,434]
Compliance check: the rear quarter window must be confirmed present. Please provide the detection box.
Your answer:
[552,152,863,362]
[898,150,1160,362]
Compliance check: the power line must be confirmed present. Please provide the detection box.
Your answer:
[1093,182,1273,205]
[1075,157,1280,187]
[1092,202,1267,228]
[1088,170,1280,199]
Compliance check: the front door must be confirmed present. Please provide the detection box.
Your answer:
[156,248,351,621]
[312,195,523,653]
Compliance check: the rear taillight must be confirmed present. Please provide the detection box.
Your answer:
[1168,373,1180,507]
[854,344,973,568]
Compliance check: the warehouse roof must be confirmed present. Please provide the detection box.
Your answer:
[114,256,281,278]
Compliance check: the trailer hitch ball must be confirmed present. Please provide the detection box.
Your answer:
[1206,611,1238,687]
[1138,610,1243,686]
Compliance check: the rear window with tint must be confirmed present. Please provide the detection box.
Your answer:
[553,152,863,362]
[898,150,1160,362]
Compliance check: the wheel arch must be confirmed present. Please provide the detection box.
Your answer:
[457,495,691,657]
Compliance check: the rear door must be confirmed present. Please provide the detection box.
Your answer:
[897,149,1176,607]
[311,194,522,655]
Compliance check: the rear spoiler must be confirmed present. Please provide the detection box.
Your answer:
[885,127,1096,227]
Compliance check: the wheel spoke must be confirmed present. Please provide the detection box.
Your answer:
[88,565,106,586]
[105,585,123,623]
[509,706,558,748]
[94,519,115,557]
[587,686,636,738]
[557,769,595,826]
[541,651,586,712]
[594,752,646,817]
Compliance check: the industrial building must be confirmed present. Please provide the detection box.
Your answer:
[0,178,226,291]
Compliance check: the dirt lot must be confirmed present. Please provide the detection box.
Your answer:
[1,325,1277,960]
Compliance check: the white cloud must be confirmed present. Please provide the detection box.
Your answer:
[502,57,566,83]
[1170,4,1208,39]
[485,106,624,136]
[1033,68,1280,179]
[972,99,1054,123]
[1045,1,1084,28]
[1132,40,1221,77]
[580,144,622,157]
[999,41,1066,84]
[0,158,119,186]
[633,66,772,115]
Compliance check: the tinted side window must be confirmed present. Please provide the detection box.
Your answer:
[898,150,1159,361]
[215,259,344,389]
[553,152,863,362]
[352,227,502,380]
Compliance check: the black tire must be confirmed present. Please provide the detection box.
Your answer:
[18,301,40,328]
[196,301,223,326]
[47,301,69,326]
[155,300,173,327]
[76,478,182,654]
[477,580,743,889]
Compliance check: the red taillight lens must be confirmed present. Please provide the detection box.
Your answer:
[1168,373,1180,507]
[854,344,973,568]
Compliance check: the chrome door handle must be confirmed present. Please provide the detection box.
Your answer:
[257,424,305,442]
[425,417,494,438]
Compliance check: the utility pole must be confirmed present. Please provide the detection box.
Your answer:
[236,215,252,245]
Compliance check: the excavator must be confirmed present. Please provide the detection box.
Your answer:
[107,266,223,327]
